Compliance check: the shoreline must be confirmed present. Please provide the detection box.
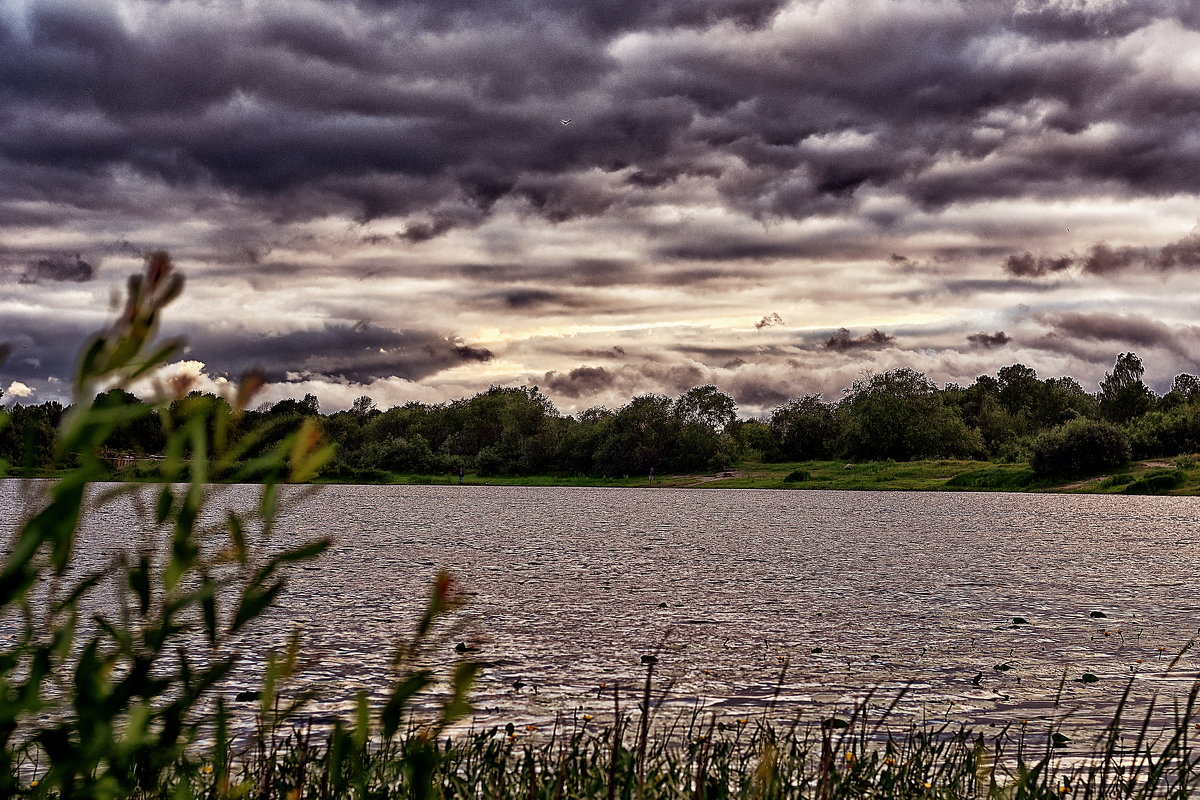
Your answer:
[5,456,1197,495]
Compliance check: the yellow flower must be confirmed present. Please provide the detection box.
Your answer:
[845,752,856,763]
[201,765,214,775]
[525,724,537,731]
[583,714,594,721]
[30,781,39,788]
[737,719,747,726]
[884,757,896,766]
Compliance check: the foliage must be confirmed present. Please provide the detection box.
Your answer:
[1029,418,1131,478]
[10,347,1200,478]
[0,254,477,797]
[769,394,839,461]
[1123,405,1200,459]
[1122,467,1185,495]
[1098,352,1155,423]
[943,467,1039,490]
[837,369,985,462]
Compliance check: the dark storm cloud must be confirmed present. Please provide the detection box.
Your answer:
[825,328,895,352]
[182,322,492,383]
[0,313,98,384]
[1003,253,1074,277]
[541,365,617,398]
[1035,312,1184,353]
[997,233,1200,280]
[476,287,590,311]
[1082,243,1145,275]
[454,258,644,288]
[967,331,1011,348]
[18,254,95,283]
[7,0,1200,237]
[729,376,792,407]
[0,313,493,387]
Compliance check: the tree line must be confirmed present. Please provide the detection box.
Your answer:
[3,352,1199,480]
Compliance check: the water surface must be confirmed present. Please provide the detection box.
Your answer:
[4,482,1199,747]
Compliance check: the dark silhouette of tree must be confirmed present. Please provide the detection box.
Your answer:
[769,394,838,461]
[1098,352,1154,423]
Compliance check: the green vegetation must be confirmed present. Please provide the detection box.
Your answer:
[0,254,477,798]
[7,317,1200,488]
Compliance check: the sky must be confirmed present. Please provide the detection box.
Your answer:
[3,0,1200,415]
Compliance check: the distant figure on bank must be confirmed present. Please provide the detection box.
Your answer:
[649,466,655,483]
[459,467,464,485]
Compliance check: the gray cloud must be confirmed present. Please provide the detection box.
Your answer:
[179,322,493,383]
[755,311,785,329]
[541,365,617,398]
[1034,312,1185,354]
[5,0,1200,234]
[967,331,1011,348]
[19,254,95,283]
[1003,253,1074,277]
[825,328,895,352]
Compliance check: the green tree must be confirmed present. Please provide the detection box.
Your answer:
[837,368,983,461]
[769,394,839,461]
[1098,352,1154,423]
[1030,418,1131,478]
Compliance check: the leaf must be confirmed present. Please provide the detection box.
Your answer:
[155,485,174,525]
[229,580,285,634]
[381,671,432,740]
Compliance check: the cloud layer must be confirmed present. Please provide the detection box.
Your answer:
[3,0,1200,412]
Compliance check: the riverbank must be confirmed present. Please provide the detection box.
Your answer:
[8,455,1198,494]
[312,456,1200,495]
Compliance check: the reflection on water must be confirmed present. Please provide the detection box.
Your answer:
[3,482,1200,750]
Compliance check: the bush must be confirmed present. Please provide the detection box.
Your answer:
[1123,468,1186,495]
[783,469,809,483]
[1029,418,1131,478]
[1100,473,1135,489]
[944,467,1038,489]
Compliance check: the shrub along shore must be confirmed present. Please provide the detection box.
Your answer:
[10,456,1200,495]
[300,456,1200,494]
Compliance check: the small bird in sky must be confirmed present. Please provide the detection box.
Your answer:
[560,119,571,125]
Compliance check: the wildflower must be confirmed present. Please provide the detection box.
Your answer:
[923,781,932,788]
[201,765,214,775]
[526,724,537,731]
[583,714,594,721]
[845,752,856,764]
[737,719,747,726]
[30,781,39,788]
[884,757,896,766]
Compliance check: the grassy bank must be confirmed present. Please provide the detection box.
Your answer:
[300,456,1200,495]
[16,698,1198,799]
[10,455,1198,494]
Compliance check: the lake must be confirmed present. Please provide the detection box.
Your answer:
[4,481,1200,748]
